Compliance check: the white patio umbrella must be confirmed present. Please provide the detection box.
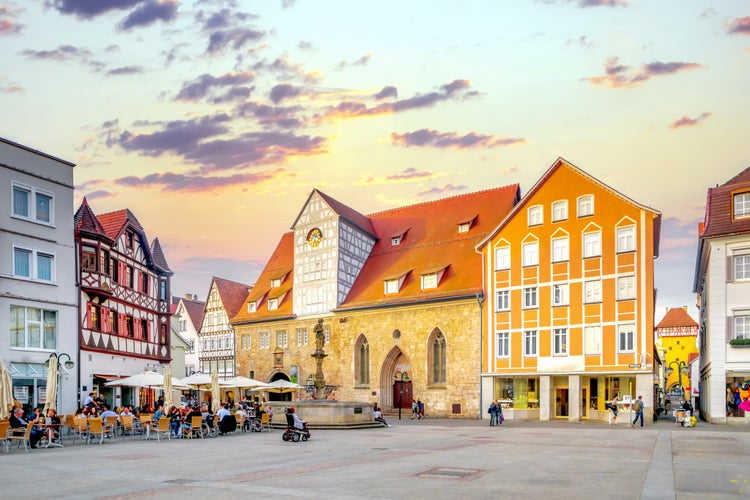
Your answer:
[179,372,232,407]
[211,371,220,413]
[0,361,14,420]
[223,376,270,390]
[104,371,189,389]
[252,379,305,396]
[162,366,173,410]
[43,354,58,413]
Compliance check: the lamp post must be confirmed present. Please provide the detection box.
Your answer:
[45,353,74,411]
[665,360,689,399]
[393,371,410,420]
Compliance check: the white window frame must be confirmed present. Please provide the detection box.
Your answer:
[259,332,270,349]
[268,298,278,311]
[11,182,55,225]
[552,283,569,306]
[523,241,539,267]
[523,287,537,309]
[734,192,750,219]
[247,302,257,313]
[577,195,594,217]
[524,330,538,357]
[391,236,401,246]
[495,247,510,270]
[528,205,543,226]
[617,275,636,300]
[421,273,438,290]
[496,290,510,311]
[270,278,281,288]
[617,226,635,253]
[584,280,601,303]
[551,237,568,262]
[553,328,568,355]
[296,328,308,346]
[496,332,510,358]
[12,245,56,282]
[384,279,399,294]
[734,316,750,340]
[584,326,601,354]
[458,222,471,233]
[735,255,750,281]
[618,324,634,352]
[583,232,601,258]
[552,200,568,222]
[276,330,288,348]
[10,305,58,350]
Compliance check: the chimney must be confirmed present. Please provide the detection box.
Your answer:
[682,306,688,312]
[184,293,191,299]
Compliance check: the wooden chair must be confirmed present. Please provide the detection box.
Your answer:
[151,417,171,442]
[235,413,245,432]
[0,420,10,454]
[10,421,33,452]
[72,417,89,444]
[187,416,203,439]
[104,415,118,438]
[64,414,76,436]
[119,415,135,439]
[88,418,106,445]
[261,413,271,432]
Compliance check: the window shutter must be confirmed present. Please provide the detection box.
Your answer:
[86,303,92,329]
[727,316,734,342]
[102,308,110,332]
[727,256,733,282]
[119,314,125,336]
[135,318,141,339]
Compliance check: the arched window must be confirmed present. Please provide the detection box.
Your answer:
[429,328,446,385]
[354,335,369,385]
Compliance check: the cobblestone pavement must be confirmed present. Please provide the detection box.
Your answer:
[1,417,748,499]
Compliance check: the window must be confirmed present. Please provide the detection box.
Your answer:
[583,232,601,258]
[735,192,750,218]
[271,278,281,288]
[496,332,510,357]
[584,326,601,354]
[458,222,471,233]
[355,336,369,385]
[296,328,308,346]
[109,310,118,335]
[126,265,134,288]
[523,287,537,308]
[495,247,510,270]
[125,315,134,338]
[141,319,149,340]
[552,283,568,306]
[618,324,634,352]
[552,237,568,262]
[159,279,167,301]
[276,330,288,347]
[523,242,539,266]
[430,330,446,384]
[248,302,257,313]
[552,200,568,222]
[617,226,635,253]
[110,258,119,282]
[259,332,269,349]
[188,339,195,353]
[126,231,134,249]
[618,275,635,300]
[578,195,594,217]
[89,304,101,330]
[524,330,537,357]
[268,298,278,311]
[10,306,57,349]
[12,183,54,224]
[553,328,568,355]
[528,205,543,226]
[421,273,438,290]
[384,279,399,294]
[179,319,187,332]
[391,236,401,246]
[82,246,97,271]
[241,335,251,350]
[734,316,750,340]
[496,290,510,311]
[584,280,601,303]
[141,272,149,294]
[13,246,55,282]
[735,255,750,280]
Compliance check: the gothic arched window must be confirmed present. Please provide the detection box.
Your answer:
[429,329,446,385]
[355,335,369,385]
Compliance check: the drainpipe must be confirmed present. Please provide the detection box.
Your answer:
[476,293,484,420]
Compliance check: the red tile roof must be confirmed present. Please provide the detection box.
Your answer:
[655,307,698,329]
[97,209,144,240]
[74,197,108,238]
[213,276,252,319]
[699,165,750,239]
[150,237,171,273]
[181,298,206,330]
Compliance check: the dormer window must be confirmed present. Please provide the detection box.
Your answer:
[735,192,750,219]
[390,228,409,246]
[420,265,447,290]
[458,223,470,234]
[271,278,281,288]
[383,270,410,295]
[384,279,399,294]
[126,230,134,249]
[248,302,257,313]
[391,236,401,246]
[268,298,278,311]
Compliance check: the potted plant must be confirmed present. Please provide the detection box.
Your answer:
[729,337,750,347]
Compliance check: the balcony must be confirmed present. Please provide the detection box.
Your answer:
[81,271,114,301]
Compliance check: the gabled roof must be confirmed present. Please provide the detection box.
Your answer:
[150,237,172,273]
[74,197,109,239]
[698,165,750,239]
[232,232,295,324]
[97,209,145,241]
[476,157,662,253]
[180,297,206,331]
[291,189,376,236]
[656,307,698,329]
[213,276,252,319]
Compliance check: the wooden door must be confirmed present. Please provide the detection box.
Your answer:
[393,381,412,408]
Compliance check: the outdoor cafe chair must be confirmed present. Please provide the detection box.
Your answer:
[150,417,171,442]
[87,418,106,445]
[261,413,271,432]
[9,421,33,453]
[235,413,245,432]
[63,415,76,436]
[104,416,118,438]
[0,420,10,454]
[187,416,202,439]
[72,417,89,445]
[119,415,136,440]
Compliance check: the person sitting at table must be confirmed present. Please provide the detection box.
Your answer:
[46,408,62,443]
[182,405,203,436]
[119,406,132,417]
[29,407,43,423]
[100,404,118,420]
[216,403,236,435]
[152,405,165,424]
[168,406,181,437]
[10,407,44,448]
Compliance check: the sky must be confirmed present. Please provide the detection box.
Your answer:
[3,0,749,321]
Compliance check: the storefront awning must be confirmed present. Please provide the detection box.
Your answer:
[93,374,120,380]
[10,362,72,378]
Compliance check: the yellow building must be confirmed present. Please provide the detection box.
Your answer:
[655,307,698,397]
[477,158,661,422]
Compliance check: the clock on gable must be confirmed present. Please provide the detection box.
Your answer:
[307,227,323,248]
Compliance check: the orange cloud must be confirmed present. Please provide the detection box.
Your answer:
[390,129,525,149]
[583,57,701,88]
[669,112,712,129]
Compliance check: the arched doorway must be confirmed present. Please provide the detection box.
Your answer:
[380,347,412,411]
[268,372,292,401]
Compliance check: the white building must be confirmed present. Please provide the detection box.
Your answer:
[173,294,204,377]
[0,137,77,415]
[694,166,750,424]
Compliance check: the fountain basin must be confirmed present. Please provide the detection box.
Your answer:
[268,400,382,429]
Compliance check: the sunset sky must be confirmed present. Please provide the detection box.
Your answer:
[3,0,749,320]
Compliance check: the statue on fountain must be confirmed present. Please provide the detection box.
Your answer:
[314,318,325,352]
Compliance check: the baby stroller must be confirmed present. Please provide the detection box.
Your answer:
[282,409,310,442]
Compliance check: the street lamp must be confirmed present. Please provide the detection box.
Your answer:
[393,371,410,420]
[665,360,689,399]
[45,353,74,410]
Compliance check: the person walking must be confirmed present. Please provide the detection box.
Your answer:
[411,399,418,420]
[631,395,644,428]
[417,399,424,419]
[488,400,498,426]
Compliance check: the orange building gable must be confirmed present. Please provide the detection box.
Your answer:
[477,158,661,422]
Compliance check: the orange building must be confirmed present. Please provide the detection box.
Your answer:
[655,307,698,397]
[477,158,661,422]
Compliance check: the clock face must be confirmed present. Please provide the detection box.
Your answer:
[307,228,323,248]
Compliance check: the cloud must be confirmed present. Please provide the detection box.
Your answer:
[118,0,178,31]
[21,44,91,61]
[417,184,468,197]
[583,57,701,88]
[234,101,306,129]
[669,112,712,130]
[390,129,526,149]
[334,52,372,71]
[373,86,397,100]
[281,0,296,8]
[0,75,22,92]
[298,41,313,51]
[195,7,257,31]
[174,72,255,101]
[0,18,22,35]
[250,56,321,84]
[114,169,288,192]
[206,27,265,55]
[113,114,232,157]
[386,168,433,181]
[209,86,254,104]
[354,167,436,186]
[727,17,750,35]
[319,79,476,121]
[566,36,595,49]
[269,83,302,103]
[106,65,145,76]
[85,189,116,200]
[49,0,143,19]
[578,0,627,6]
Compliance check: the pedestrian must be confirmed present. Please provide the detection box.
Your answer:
[411,399,417,419]
[488,400,498,426]
[631,395,644,428]
[417,399,425,419]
